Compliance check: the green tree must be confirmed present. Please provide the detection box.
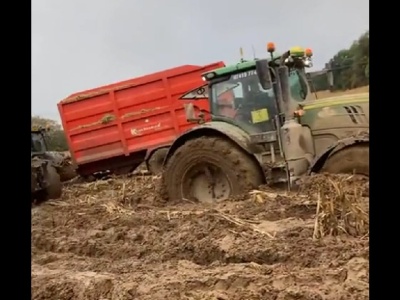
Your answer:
[309,30,369,92]
[309,73,329,91]
[365,58,369,79]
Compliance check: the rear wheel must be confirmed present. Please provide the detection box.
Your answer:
[164,137,264,203]
[147,148,169,175]
[321,144,369,176]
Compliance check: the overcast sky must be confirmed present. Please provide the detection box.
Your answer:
[32,0,369,121]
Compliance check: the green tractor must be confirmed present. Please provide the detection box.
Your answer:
[31,129,63,203]
[162,45,369,203]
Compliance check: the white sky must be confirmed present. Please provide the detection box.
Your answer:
[32,0,369,121]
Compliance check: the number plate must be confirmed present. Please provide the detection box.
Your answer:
[251,108,269,123]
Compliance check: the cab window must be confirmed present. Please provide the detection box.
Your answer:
[180,85,209,100]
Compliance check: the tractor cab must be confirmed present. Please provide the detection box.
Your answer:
[209,68,277,133]
[31,129,48,155]
[181,44,316,186]
[207,45,313,134]
[182,44,313,136]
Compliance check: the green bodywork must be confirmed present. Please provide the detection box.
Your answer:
[301,93,369,130]
[203,54,286,78]
[205,60,257,77]
[300,93,369,155]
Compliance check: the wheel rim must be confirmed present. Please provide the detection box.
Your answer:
[181,163,232,203]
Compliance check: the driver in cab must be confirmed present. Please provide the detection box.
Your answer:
[216,85,236,118]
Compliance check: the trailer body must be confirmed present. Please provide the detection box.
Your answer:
[58,62,224,176]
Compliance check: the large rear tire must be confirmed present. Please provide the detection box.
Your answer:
[321,144,369,176]
[164,137,264,203]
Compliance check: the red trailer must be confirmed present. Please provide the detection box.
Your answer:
[58,62,224,176]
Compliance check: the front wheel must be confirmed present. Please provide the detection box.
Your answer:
[163,137,264,203]
[321,144,369,176]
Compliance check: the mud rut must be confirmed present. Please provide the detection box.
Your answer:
[32,170,369,300]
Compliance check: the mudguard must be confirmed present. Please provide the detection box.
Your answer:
[309,132,369,174]
[163,121,254,166]
[144,146,170,161]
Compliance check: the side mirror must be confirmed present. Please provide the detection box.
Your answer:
[256,59,273,90]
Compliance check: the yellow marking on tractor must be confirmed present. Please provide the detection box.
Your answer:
[251,108,269,123]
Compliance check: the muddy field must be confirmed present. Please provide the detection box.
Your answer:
[32,173,369,300]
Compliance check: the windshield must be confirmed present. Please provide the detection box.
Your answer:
[210,70,277,133]
[210,69,306,133]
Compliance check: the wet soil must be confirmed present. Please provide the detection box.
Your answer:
[32,174,369,300]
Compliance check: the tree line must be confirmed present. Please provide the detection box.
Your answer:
[310,30,369,92]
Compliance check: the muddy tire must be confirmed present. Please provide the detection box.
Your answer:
[321,144,369,176]
[147,148,169,175]
[164,137,264,203]
[34,165,62,203]
[45,165,62,199]
[57,165,77,182]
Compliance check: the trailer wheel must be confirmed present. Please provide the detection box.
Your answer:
[147,148,169,175]
[321,144,369,176]
[163,137,263,203]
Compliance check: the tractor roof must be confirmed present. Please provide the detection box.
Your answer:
[202,53,285,79]
[202,46,311,79]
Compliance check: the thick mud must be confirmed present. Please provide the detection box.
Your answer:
[32,174,369,300]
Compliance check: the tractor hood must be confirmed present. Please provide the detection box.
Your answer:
[299,92,369,133]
